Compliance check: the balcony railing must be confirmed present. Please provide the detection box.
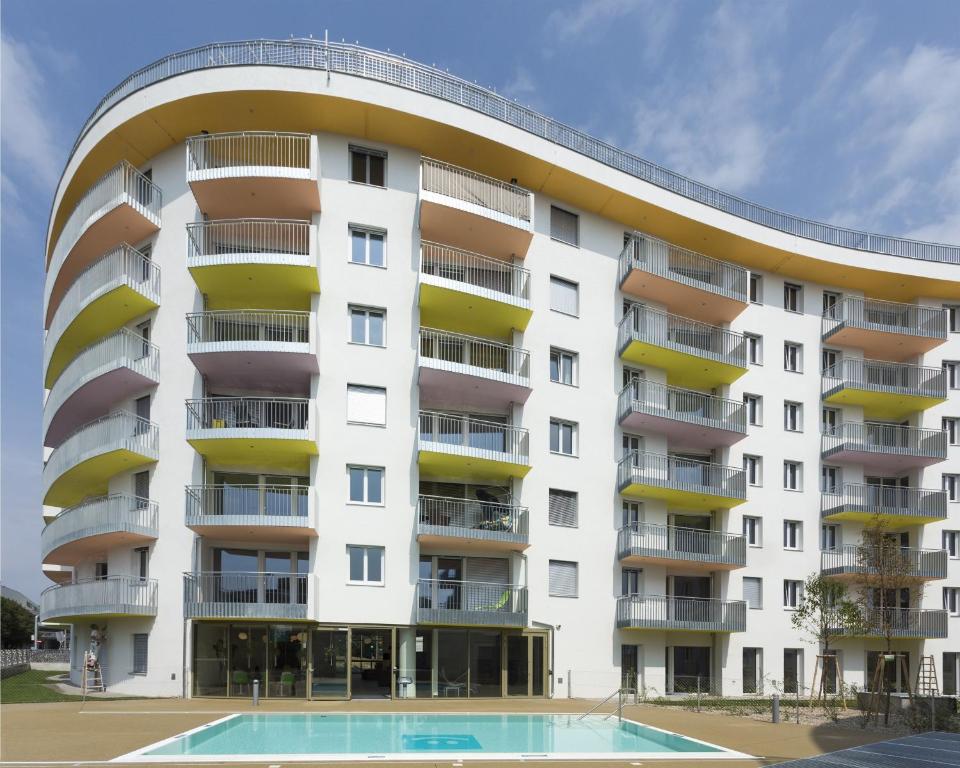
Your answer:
[421,157,531,222]
[420,241,530,301]
[40,575,158,622]
[416,579,527,626]
[618,379,746,435]
[823,297,947,340]
[185,484,309,524]
[419,328,529,380]
[618,232,748,302]
[618,304,746,368]
[185,397,310,432]
[617,523,746,567]
[187,310,310,346]
[821,483,947,521]
[833,608,948,639]
[616,595,746,631]
[820,545,947,580]
[418,411,529,464]
[186,218,312,262]
[822,422,947,461]
[41,494,158,562]
[822,359,946,400]
[183,571,309,620]
[618,451,746,501]
[417,495,529,545]
[186,132,311,176]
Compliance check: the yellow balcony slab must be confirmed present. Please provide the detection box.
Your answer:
[618,480,745,510]
[619,338,747,389]
[44,447,156,509]
[822,387,945,421]
[417,449,530,483]
[419,282,532,338]
[187,435,316,473]
[189,262,318,310]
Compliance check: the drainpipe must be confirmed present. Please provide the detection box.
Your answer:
[531,620,556,698]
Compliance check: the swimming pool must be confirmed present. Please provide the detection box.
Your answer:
[117,713,751,762]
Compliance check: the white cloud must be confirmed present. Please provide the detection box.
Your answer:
[546,0,675,64]
[547,0,645,41]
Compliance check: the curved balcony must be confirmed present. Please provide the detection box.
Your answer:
[39,576,158,624]
[416,579,527,627]
[186,132,319,218]
[821,483,947,524]
[831,608,948,639]
[821,359,946,420]
[417,495,529,552]
[43,245,159,389]
[821,545,946,582]
[618,233,748,324]
[616,595,746,632]
[45,161,161,327]
[618,305,746,389]
[617,523,746,570]
[419,242,531,337]
[418,410,530,482]
[42,564,73,585]
[42,411,159,508]
[821,422,947,471]
[184,484,315,542]
[41,495,158,566]
[618,451,746,510]
[420,158,533,260]
[418,328,530,410]
[183,571,311,620]
[186,310,317,393]
[617,379,746,448]
[186,219,318,309]
[43,329,158,448]
[185,397,316,472]
[822,297,947,361]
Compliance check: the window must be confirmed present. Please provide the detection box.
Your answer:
[945,474,960,502]
[783,461,802,491]
[945,361,960,390]
[550,348,578,386]
[744,394,762,426]
[95,562,108,580]
[347,545,384,585]
[548,560,578,597]
[944,531,960,559]
[621,568,642,596]
[349,226,386,267]
[944,417,959,446]
[821,524,839,551]
[548,489,578,528]
[783,521,802,550]
[549,206,579,246]
[132,634,148,675]
[744,455,762,486]
[136,320,151,358]
[821,465,840,493]
[746,333,762,365]
[550,276,579,316]
[133,470,150,505]
[784,401,802,432]
[783,579,803,609]
[749,273,763,304]
[822,407,840,435]
[348,466,384,505]
[821,348,839,374]
[945,305,960,333]
[784,342,802,372]
[743,577,762,609]
[944,587,960,616]
[823,291,841,316]
[135,547,149,580]
[783,282,802,312]
[550,418,577,456]
[743,516,761,547]
[349,306,385,346]
[622,501,643,528]
[346,385,386,426]
[349,146,386,186]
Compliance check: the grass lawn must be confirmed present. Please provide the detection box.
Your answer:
[0,668,134,704]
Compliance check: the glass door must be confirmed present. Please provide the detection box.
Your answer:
[506,635,529,696]
[309,629,348,699]
[268,625,307,698]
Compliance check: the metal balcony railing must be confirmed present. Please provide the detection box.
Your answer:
[618,379,746,434]
[40,575,158,622]
[420,241,530,301]
[617,451,746,501]
[419,328,529,381]
[821,422,947,461]
[418,410,529,463]
[618,232,748,302]
[416,579,527,626]
[186,218,312,261]
[618,304,746,368]
[185,484,309,523]
[822,358,946,400]
[41,494,158,562]
[185,397,310,432]
[421,157,532,222]
[820,483,948,521]
[187,310,310,345]
[186,132,311,175]
[615,595,746,631]
[833,608,948,639]
[823,297,947,340]
[617,523,746,567]
[417,495,528,544]
[183,571,309,619]
[820,545,947,580]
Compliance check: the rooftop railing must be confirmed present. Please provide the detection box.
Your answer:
[822,359,946,400]
[186,131,311,176]
[823,297,947,340]
[617,523,746,567]
[185,397,310,432]
[186,218,312,261]
[615,594,746,632]
[617,451,746,501]
[183,571,309,619]
[41,494,158,562]
[186,310,310,345]
[617,379,746,434]
[40,575,158,623]
[820,545,947,580]
[820,483,947,521]
[420,241,530,301]
[417,494,529,545]
[618,304,746,368]
[185,484,309,523]
[421,157,531,222]
[821,422,947,461]
[416,579,527,626]
[418,410,529,463]
[419,328,529,381]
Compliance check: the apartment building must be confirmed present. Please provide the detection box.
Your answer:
[38,40,960,700]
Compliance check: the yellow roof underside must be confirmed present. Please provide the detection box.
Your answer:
[189,263,318,310]
[419,283,531,337]
[44,448,156,508]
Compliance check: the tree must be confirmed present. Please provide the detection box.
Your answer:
[1,597,35,649]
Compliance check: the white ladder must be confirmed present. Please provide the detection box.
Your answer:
[82,653,105,698]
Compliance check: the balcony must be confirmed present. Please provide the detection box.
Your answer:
[39,576,158,624]
[43,244,160,389]
[821,422,947,471]
[418,411,530,482]
[822,359,946,420]
[618,305,747,389]
[43,329,158,448]
[185,132,319,218]
[618,452,746,510]
[617,523,746,571]
[822,297,947,361]
[618,233,748,324]
[416,579,527,627]
[832,608,948,639]
[419,158,533,260]
[42,565,73,586]
[184,484,315,542]
[186,219,318,309]
[417,495,529,552]
[617,379,746,448]
[821,483,947,525]
[616,595,746,632]
[418,328,530,410]
[186,311,317,393]
[186,397,316,471]
[41,494,158,566]
[45,161,161,327]
[820,545,947,582]
[42,411,159,508]
[183,572,311,621]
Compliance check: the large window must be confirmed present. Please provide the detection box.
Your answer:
[347,545,384,585]
[749,273,763,304]
[550,348,578,385]
[349,226,386,267]
[783,282,802,312]
[548,489,578,528]
[783,342,803,372]
[549,206,579,246]
[783,521,802,551]
[549,418,578,456]
[548,560,578,597]
[743,455,762,486]
[746,333,762,365]
[348,466,384,505]
[744,394,762,426]
[783,461,802,491]
[346,385,386,426]
[783,579,803,609]
[743,516,761,547]
[783,401,802,432]
[349,306,385,346]
[349,146,386,186]
[550,276,579,316]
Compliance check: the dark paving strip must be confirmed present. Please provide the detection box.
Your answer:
[772,732,960,768]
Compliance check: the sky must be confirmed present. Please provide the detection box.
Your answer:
[2,0,960,601]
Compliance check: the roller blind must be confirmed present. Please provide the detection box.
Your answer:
[347,385,386,425]
[550,206,579,246]
[466,557,509,584]
[548,489,578,528]
[549,560,578,597]
[550,276,579,316]
[743,577,762,609]
[133,633,149,674]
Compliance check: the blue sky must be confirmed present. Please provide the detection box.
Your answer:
[3,0,959,600]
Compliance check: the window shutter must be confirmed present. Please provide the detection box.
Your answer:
[550,206,579,246]
[743,577,762,609]
[347,385,386,425]
[550,277,579,315]
[466,557,509,584]
[133,633,149,674]
[548,490,578,528]
[549,560,578,597]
